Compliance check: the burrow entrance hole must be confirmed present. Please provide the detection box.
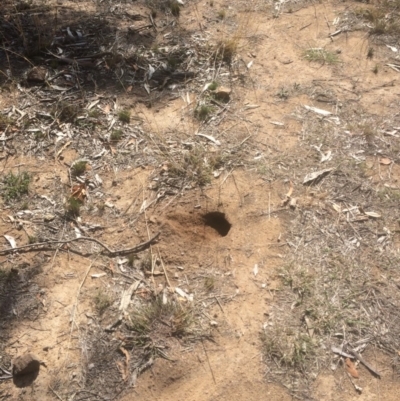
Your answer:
[202,212,232,237]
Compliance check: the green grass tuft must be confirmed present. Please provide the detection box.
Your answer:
[2,171,30,203]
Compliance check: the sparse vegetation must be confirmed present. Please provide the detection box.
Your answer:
[208,81,218,91]
[71,161,87,177]
[53,101,80,123]
[195,104,213,121]
[204,276,216,292]
[28,235,38,244]
[218,9,226,20]
[303,48,339,64]
[118,109,131,124]
[169,147,215,187]
[129,296,193,339]
[110,129,123,142]
[2,171,30,203]
[217,39,238,63]
[65,197,81,217]
[94,290,112,315]
[169,0,180,17]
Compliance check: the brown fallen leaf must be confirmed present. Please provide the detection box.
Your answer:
[380,157,392,165]
[346,357,359,378]
[71,183,87,202]
[286,181,294,198]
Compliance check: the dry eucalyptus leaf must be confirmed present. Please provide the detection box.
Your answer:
[346,358,359,378]
[365,211,381,218]
[380,157,392,165]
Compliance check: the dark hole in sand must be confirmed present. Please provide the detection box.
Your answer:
[202,212,231,237]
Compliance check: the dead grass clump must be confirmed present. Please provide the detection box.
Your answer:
[129,297,193,340]
[169,149,213,187]
[217,39,238,63]
[357,6,400,35]
[262,326,317,369]
[53,101,80,123]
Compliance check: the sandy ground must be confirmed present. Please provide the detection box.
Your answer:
[2,0,400,400]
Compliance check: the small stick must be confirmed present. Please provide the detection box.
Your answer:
[49,386,65,401]
[158,248,172,288]
[0,232,160,257]
[214,296,224,314]
[268,192,271,220]
[201,339,216,384]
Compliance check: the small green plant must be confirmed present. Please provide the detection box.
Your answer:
[118,109,131,124]
[66,197,81,217]
[20,201,29,210]
[195,104,213,121]
[2,171,30,203]
[110,129,123,142]
[169,0,180,17]
[28,235,38,244]
[94,290,112,315]
[372,64,379,74]
[218,9,226,20]
[71,161,87,177]
[261,328,316,369]
[210,0,214,6]
[303,48,339,64]
[208,81,218,91]
[88,109,100,118]
[0,114,12,130]
[367,47,374,59]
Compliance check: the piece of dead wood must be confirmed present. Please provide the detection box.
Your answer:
[0,232,160,257]
[346,346,381,378]
[331,346,354,359]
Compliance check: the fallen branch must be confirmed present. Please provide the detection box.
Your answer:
[0,232,160,257]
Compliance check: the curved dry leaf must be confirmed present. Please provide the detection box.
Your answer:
[346,357,359,378]
[286,181,294,198]
[380,157,392,165]
[365,211,381,218]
